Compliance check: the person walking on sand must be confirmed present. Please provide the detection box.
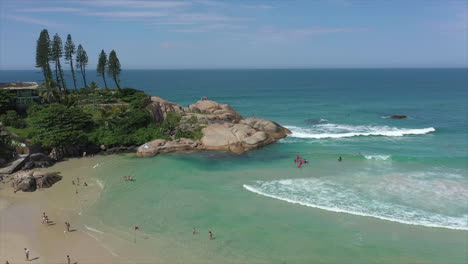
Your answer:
[24,248,29,261]
[209,231,213,240]
[42,212,47,224]
[67,255,71,264]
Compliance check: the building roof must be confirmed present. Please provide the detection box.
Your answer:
[0,82,39,90]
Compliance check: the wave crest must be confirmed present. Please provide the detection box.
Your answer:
[286,124,435,139]
[243,176,468,230]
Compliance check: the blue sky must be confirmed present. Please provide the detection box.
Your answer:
[0,0,466,69]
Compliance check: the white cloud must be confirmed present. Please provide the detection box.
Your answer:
[240,4,275,9]
[4,14,62,28]
[16,7,84,12]
[86,11,168,18]
[76,0,190,9]
[167,23,246,33]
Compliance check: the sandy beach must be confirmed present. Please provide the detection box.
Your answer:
[0,155,154,264]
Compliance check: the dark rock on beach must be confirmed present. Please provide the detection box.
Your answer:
[21,153,55,170]
[12,170,62,192]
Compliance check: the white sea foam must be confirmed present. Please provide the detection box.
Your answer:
[285,124,435,139]
[93,163,101,169]
[96,179,104,190]
[243,175,468,230]
[85,225,104,234]
[364,155,391,161]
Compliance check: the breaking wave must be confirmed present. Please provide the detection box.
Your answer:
[243,175,468,230]
[364,155,391,161]
[286,124,435,139]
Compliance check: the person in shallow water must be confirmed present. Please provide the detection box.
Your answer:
[297,163,303,168]
[338,156,342,162]
[209,231,213,240]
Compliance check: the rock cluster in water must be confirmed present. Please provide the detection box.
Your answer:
[136,97,291,157]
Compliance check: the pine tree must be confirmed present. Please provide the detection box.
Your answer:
[35,29,53,85]
[76,44,88,87]
[107,50,121,89]
[97,50,108,89]
[64,34,77,90]
[51,33,66,91]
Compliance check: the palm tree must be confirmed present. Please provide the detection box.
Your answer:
[39,85,60,104]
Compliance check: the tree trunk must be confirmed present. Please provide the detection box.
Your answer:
[57,59,66,91]
[80,65,87,87]
[113,75,120,89]
[102,74,108,89]
[54,62,61,91]
[70,57,77,90]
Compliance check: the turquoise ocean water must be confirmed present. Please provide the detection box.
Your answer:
[1,69,467,263]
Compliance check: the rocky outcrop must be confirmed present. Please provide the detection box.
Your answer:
[201,118,290,154]
[391,114,407,119]
[147,96,185,123]
[137,97,291,157]
[12,171,36,192]
[187,100,243,124]
[136,138,203,157]
[12,170,62,192]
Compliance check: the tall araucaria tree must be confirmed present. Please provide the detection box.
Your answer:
[107,50,121,89]
[64,34,77,90]
[35,29,53,85]
[51,33,66,91]
[76,44,88,87]
[97,50,108,89]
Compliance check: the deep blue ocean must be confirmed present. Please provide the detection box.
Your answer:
[1,69,467,263]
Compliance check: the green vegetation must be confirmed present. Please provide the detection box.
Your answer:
[35,29,53,84]
[51,33,66,91]
[0,28,204,159]
[0,89,14,113]
[0,133,13,161]
[64,34,77,90]
[97,50,108,89]
[29,104,93,148]
[0,110,26,129]
[108,50,121,89]
[76,44,88,87]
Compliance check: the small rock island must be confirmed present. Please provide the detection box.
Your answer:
[136,97,291,157]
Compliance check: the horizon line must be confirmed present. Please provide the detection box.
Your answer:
[1,66,467,71]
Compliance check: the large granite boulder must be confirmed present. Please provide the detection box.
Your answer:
[12,171,62,192]
[33,171,62,188]
[147,96,185,123]
[201,118,291,154]
[12,171,36,192]
[187,100,242,123]
[136,138,203,157]
[137,99,290,156]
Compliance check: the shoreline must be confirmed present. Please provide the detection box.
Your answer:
[0,154,156,263]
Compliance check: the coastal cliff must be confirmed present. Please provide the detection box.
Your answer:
[136,97,290,157]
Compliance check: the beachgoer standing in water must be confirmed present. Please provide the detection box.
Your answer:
[24,248,29,261]
[338,156,342,162]
[209,231,213,240]
[192,227,196,234]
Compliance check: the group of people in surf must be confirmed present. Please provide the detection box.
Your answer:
[294,155,308,168]
[123,176,135,182]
